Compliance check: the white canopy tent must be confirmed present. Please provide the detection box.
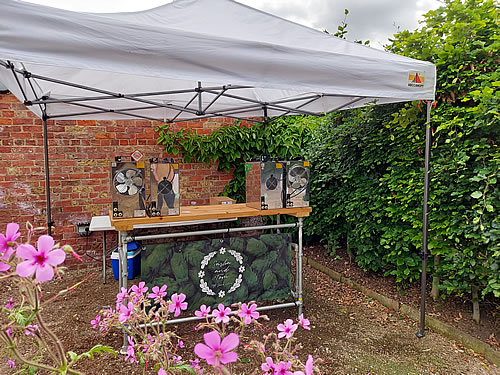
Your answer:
[0,0,436,336]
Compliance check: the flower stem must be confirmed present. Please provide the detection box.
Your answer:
[34,287,68,367]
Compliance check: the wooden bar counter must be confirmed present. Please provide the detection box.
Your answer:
[110,203,312,231]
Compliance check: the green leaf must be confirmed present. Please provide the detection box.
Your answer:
[470,191,482,199]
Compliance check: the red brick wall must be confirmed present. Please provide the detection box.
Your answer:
[0,92,236,255]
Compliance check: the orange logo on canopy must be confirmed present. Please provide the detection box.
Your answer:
[408,72,425,88]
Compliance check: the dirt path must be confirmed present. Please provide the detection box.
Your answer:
[1,263,497,374]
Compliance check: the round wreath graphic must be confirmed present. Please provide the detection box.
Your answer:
[199,247,244,297]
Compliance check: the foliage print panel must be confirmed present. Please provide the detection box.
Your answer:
[141,234,292,310]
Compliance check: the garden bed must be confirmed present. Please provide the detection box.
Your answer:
[1,258,496,374]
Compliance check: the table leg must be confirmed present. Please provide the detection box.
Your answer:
[119,230,129,354]
[298,217,303,317]
[103,231,107,284]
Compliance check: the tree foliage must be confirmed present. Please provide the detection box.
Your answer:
[306,0,499,298]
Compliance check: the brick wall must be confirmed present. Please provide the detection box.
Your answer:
[0,92,237,256]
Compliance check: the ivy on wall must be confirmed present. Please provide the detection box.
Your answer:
[155,116,323,202]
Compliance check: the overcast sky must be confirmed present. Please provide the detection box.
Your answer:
[23,0,442,49]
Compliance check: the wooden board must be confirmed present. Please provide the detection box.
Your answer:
[110,203,311,231]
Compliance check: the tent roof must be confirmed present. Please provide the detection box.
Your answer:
[0,0,436,122]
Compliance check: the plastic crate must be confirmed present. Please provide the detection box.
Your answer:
[111,242,141,280]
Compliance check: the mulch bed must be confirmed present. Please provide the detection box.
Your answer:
[303,244,500,350]
[1,249,498,374]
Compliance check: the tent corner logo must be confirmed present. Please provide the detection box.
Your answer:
[408,71,424,88]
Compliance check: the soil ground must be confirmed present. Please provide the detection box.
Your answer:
[0,244,498,374]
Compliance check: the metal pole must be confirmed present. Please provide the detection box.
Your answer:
[417,102,432,338]
[103,231,107,284]
[119,230,129,353]
[136,302,300,328]
[297,217,304,317]
[129,223,297,242]
[42,117,53,235]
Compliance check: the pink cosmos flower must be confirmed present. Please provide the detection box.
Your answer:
[298,313,311,330]
[212,304,232,324]
[158,367,167,375]
[0,223,20,256]
[5,297,14,310]
[238,303,259,324]
[194,331,239,366]
[262,357,276,372]
[16,235,65,282]
[147,285,167,300]
[195,304,211,319]
[119,302,134,323]
[277,319,298,339]
[125,336,137,363]
[168,293,188,317]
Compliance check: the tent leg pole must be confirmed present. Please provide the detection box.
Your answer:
[42,117,53,236]
[417,102,432,338]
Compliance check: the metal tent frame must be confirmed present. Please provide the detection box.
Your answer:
[0,59,433,338]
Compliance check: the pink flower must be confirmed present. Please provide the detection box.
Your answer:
[292,355,314,375]
[7,359,15,368]
[147,285,167,300]
[168,293,188,317]
[90,315,101,329]
[298,313,311,330]
[262,357,276,372]
[125,336,137,363]
[116,287,128,308]
[178,339,185,348]
[158,368,167,375]
[212,304,232,324]
[238,303,259,324]
[131,281,148,296]
[194,330,239,366]
[0,261,10,272]
[195,304,211,319]
[24,324,39,336]
[119,302,134,323]
[0,223,20,256]
[305,355,313,375]
[275,361,293,375]
[0,223,21,273]
[277,319,298,339]
[173,355,182,365]
[16,235,65,282]
[5,297,14,310]
[189,358,201,369]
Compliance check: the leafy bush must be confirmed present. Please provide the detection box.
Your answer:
[306,0,499,301]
